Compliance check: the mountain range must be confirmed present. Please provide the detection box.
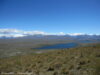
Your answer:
[0,34,100,41]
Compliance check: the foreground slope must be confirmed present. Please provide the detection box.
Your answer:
[0,44,100,75]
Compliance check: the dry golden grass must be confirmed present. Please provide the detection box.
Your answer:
[0,44,100,75]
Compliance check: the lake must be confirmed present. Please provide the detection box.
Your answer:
[79,40,95,43]
[33,43,78,50]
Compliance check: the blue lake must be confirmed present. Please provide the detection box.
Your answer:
[79,40,95,43]
[33,43,78,49]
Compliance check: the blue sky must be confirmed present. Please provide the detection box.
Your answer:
[0,0,100,34]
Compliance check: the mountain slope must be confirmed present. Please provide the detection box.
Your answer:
[0,44,100,75]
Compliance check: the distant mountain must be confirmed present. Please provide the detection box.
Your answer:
[0,29,99,40]
[0,34,100,41]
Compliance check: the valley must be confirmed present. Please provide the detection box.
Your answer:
[0,35,100,75]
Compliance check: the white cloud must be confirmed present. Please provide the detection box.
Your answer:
[0,29,47,38]
[67,33,85,36]
[10,34,26,37]
[0,28,99,38]
[59,32,66,35]
[0,34,25,38]
[0,29,25,37]
[23,31,47,35]
[0,29,22,34]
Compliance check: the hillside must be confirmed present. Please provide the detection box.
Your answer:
[0,44,100,75]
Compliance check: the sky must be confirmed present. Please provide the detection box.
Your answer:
[0,0,100,34]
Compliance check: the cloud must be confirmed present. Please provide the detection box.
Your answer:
[0,28,98,38]
[0,29,25,37]
[23,31,47,35]
[59,32,66,35]
[67,33,85,36]
[0,29,22,34]
[0,34,25,38]
[0,29,48,38]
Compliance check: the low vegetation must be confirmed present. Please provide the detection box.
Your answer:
[0,44,100,75]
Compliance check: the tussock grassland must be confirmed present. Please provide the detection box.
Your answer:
[0,44,100,75]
